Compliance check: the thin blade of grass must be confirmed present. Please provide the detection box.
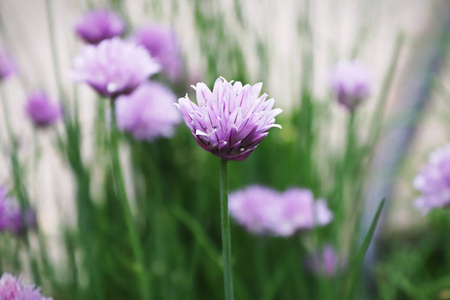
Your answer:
[346,198,386,300]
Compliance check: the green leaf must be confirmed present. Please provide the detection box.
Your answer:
[346,198,386,300]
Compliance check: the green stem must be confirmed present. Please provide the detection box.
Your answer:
[0,86,13,141]
[109,100,150,300]
[1,86,39,284]
[220,158,234,300]
[367,32,405,149]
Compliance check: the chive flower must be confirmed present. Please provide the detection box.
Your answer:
[229,185,333,236]
[115,82,181,141]
[0,187,36,234]
[132,24,183,81]
[0,188,18,232]
[0,47,16,80]
[72,38,160,98]
[25,91,62,128]
[0,273,52,299]
[414,144,450,213]
[329,60,373,111]
[75,9,125,45]
[177,77,282,161]
[306,245,342,278]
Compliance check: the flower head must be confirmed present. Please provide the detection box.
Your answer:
[0,47,16,80]
[75,9,125,45]
[413,144,450,213]
[0,190,18,232]
[229,185,332,236]
[329,60,373,111]
[25,91,62,128]
[0,273,52,300]
[0,187,36,234]
[132,24,183,81]
[306,245,342,278]
[116,82,181,141]
[177,77,282,161]
[72,38,160,98]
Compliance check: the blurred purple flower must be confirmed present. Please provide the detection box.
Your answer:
[229,185,332,236]
[116,82,181,141]
[0,273,52,300]
[306,245,341,278]
[72,38,160,98]
[75,9,125,45]
[0,187,36,234]
[329,60,373,111]
[0,47,16,80]
[278,189,333,236]
[0,190,18,232]
[132,24,183,81]
[8,208,37,234]
[413,144,450,213]
[177,77,282,161]
[25,91,62,128]
[228,185,280,234]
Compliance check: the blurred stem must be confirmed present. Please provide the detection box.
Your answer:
[24,238,42,286]
[345,199,386,300]
[367,32,405,149]
[335,111,356,235]
[344,111,357,173]
[0,87,39,283]
[220,158,234,300]
[109,100,150,300]
[0,85,13,141]
[13,240,22,270]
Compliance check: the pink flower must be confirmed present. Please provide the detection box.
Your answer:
[329,60,373,111]
[0,273,52,300]
[229,185,333,236]
[116,82,181,141]
[0,47,16,80]
[177,77,282,161]
[132,24,183,81]
[72,38,160,98]
[75,9,125,45]
[414,144,450,213]
[306,245,343,278]
[25,91,62,128]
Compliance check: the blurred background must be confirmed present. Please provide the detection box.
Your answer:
[0,0,449,299]
[0,0,446,238]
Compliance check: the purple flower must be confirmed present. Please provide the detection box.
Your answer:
[306,245,342,278]
[115,82,181,141]
[132,24,183,81]
[229,185,280,234]
[329,60,373,111]
[25,91,62,128]
[0,187,36,234]
[0,47,16,80]
[413,144,450,213]
[279,189,333,235]
[0,190,19,232]
[75,9,125,45]
[229,185,333,236]
[0,273,52,300]
[177,77,282,161]
[72,38,160,98]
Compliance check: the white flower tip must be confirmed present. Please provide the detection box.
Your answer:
[107,82,117,93]
[195,129,208,136]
